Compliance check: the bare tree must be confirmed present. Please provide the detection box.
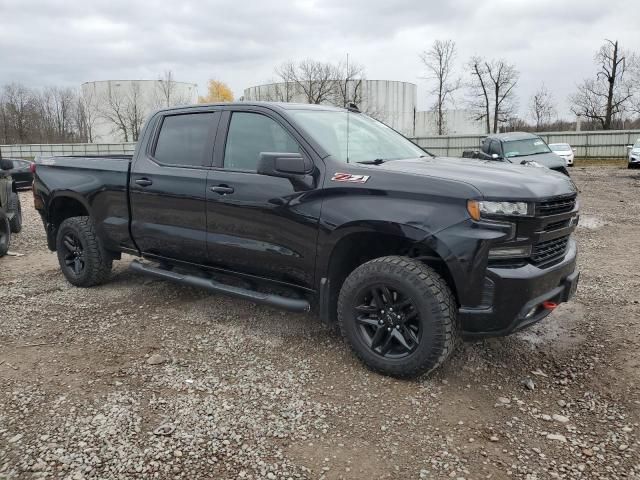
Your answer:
[272,61,297,102]
[157,70,174,107]
[125,83,146,142]
[569,39,633,129]
[529,84,556,131]
[289,59,336,104]
[628,54,640,118]
[37,87,77,142]
[76,86,98,142]
[419,40,461,135]
[333,59,365,108]
[467,57,519,133]
[2,83,36,143]
[467,57,491,134]
[99,83,132,142]
[155,70,192,108]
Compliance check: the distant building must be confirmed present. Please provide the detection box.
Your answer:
[243,79,485,137]
[81,80,198,143]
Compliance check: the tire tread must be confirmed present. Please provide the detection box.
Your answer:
[337,255,458,378]
[57,216,112,287]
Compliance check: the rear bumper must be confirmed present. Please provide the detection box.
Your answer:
[459,238,578,337]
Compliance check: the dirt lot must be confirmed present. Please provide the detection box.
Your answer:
[1,167,639,480]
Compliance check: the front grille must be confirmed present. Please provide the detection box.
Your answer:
[545,219,570,231]
[531,235,570,265]
[536,195,576,216]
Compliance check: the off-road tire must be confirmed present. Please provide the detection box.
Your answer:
[56,216,112,287]
[338,256,458,378]
[0,210,10,257]
[8,192,22,233]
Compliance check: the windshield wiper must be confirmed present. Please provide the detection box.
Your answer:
[356,158,386,165]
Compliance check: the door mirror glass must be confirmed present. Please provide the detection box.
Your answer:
[491,153,501,160]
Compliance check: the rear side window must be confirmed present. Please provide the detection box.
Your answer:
[154,113,215,167]
[224,112,300,171]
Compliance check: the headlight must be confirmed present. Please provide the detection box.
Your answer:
[467,200,531,220]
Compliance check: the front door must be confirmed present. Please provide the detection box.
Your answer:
[130,111,219,263]
[205,109,322,289]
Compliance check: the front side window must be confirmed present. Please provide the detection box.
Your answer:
[154,113,215,167]
[289,110,425,163]
[224,112,300,171]
[488,141,502,156]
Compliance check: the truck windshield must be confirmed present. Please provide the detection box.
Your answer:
[503,138,551,157]
[289,110,427,163]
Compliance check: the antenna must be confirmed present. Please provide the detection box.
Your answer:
[346,52,350,163]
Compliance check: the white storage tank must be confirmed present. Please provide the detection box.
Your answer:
[243,80,417,137]
[81,80,198,143]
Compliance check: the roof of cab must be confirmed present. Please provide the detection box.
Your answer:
[163,101,349,113]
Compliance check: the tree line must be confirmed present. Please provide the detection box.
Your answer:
[1,38,639,144]
[420,38,640,134]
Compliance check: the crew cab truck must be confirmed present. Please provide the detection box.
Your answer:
[463,132,569,176]
[33,102,580,377]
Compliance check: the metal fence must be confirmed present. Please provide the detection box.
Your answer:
[0,143,136,158]
[410,130,640,158]
[2,129,639,160]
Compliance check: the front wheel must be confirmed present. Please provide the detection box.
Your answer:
[56,216,113,287]
[337,256,458,378]
[0,210,10,257]
[8,192,22,233]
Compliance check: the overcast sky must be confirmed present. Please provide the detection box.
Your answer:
[1,0,638,120]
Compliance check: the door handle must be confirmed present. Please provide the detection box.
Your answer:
[135,178,153,187]
[210,185,234,195]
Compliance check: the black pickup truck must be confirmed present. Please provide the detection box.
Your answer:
[33,102,580,377]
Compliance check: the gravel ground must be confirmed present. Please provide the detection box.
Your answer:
[1,167,639,480]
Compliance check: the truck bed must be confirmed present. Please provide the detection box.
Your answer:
[34,155,134,252]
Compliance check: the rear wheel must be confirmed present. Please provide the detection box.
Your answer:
[0,210,10,257]
[8,192,22,233]
[56,216,112,287]
[337,256,458,378]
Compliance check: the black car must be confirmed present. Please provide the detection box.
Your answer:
[9,158,34,188]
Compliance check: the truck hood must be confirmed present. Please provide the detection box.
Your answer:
[507,152,566,169]
[375,156,577,199]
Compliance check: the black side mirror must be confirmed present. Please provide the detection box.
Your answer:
[257,152,312,178]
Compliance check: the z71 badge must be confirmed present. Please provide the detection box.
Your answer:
[331,173,370,184]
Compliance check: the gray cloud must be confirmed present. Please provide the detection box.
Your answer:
[0,0,638,119]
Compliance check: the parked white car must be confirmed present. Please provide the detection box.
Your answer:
[548,143,576,166]
[627,139,640,169]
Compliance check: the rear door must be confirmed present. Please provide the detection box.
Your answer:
[204,108,322,289]
[129,110,220,263]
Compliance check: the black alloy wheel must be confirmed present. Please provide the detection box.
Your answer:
[354,284,421,359]
[61,231,85,275]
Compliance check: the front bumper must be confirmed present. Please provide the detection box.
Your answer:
[459,238,578,337]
